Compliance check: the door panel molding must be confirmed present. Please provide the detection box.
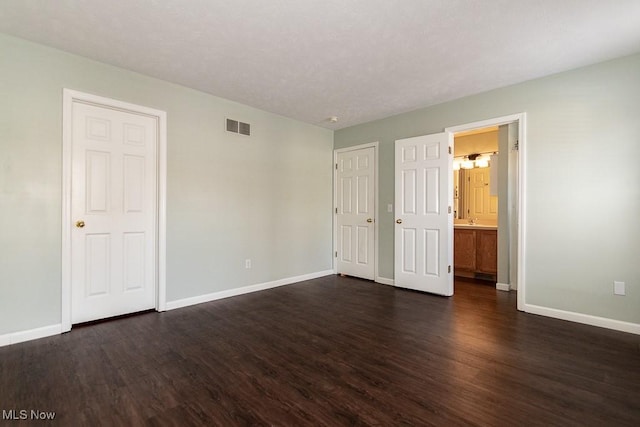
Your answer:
[333,142,378,281]
[394,133,453,295]
[62,89,167,332]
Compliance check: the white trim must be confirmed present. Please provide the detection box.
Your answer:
[157,108,168,312]
[374,143,380,281]
[375,277,395,286]
[166,270,334,311]
[333,142,379,280]
[496,282,511,292]
[445,114,525,134]
[445,113,527,311]
[61,91,73,332]
[0,324,62,348]
[524,304,640,335]
[61,89,168,330]
[517,115,527,311]
[1,270,333,347]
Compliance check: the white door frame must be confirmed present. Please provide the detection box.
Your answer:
[333,142,379,281]
[445,113,526,311]
[61,89,167,332]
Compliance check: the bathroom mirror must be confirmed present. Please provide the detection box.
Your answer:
[453,126,500,222]
[453,166,497,221]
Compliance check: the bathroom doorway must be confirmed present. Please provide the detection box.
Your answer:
[452,126,499,284]
[446,114,525,311]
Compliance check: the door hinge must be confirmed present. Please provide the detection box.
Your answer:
[335,251,338,258]
[448,146,452,155]
[335,207,338,214]
[448,265,452,273]
[448,206,452,214]
[335,163,338,170]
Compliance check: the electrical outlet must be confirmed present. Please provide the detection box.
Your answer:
[245,259,252,269]
[613,281,625,296]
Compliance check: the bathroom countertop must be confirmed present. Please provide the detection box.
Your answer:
[453,224,498,230]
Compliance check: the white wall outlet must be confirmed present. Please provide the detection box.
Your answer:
[245,259,252,269]
[387,204,393,213]
[613,281,625,296]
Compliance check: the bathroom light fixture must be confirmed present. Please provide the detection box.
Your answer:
[453,153,493,169]
[475,155,490,168]
[460,157,474,169]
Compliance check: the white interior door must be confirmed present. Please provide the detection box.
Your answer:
[71,101,157,324]
[394,133,453,295]
[336,147,375,280]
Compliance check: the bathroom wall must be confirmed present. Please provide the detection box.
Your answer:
[453,129,498,157]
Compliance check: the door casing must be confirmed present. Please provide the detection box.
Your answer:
[61,89,167,332]
[446,113,526,311]
[333,142,378,281]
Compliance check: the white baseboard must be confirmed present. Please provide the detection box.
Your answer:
[0,324,62,348]
[375,277,395,286]
[0,271,334,347]
[165,270,334,311]
[496,282,511,292]
[524,303,640,335]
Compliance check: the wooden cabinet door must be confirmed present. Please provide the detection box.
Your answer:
[476,230,497,274]
[454,229,476,271]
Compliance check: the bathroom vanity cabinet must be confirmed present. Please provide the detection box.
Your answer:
[454,226,497,280]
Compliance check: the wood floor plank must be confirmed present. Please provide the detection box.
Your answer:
[1,275,639,426]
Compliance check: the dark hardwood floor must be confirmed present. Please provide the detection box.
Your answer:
[1,275,639,426]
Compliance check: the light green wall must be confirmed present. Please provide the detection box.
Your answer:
[336,53,640,324]
[0,34,333,335]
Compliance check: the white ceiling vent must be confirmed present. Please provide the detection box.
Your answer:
[226,118,250,136]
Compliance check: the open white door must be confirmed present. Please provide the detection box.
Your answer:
[394,132,453,295]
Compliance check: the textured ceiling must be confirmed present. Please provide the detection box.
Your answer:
[1,0,640,129]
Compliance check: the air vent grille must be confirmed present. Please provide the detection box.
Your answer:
[226,118,251,136]
[226,119,238,133]
[238,122,251,136]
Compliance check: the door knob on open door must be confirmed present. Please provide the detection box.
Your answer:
[396,219,402,224]
[76,220,85,228]
[367,218,373,223]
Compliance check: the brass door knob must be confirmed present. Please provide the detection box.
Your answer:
[75,220,85,228]
[367,218,373,223]
[396,219,402,224]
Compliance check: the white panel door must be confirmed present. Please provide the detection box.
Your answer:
[336,147,375,280]
[71,102,157,323]
[394,133,453,295]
